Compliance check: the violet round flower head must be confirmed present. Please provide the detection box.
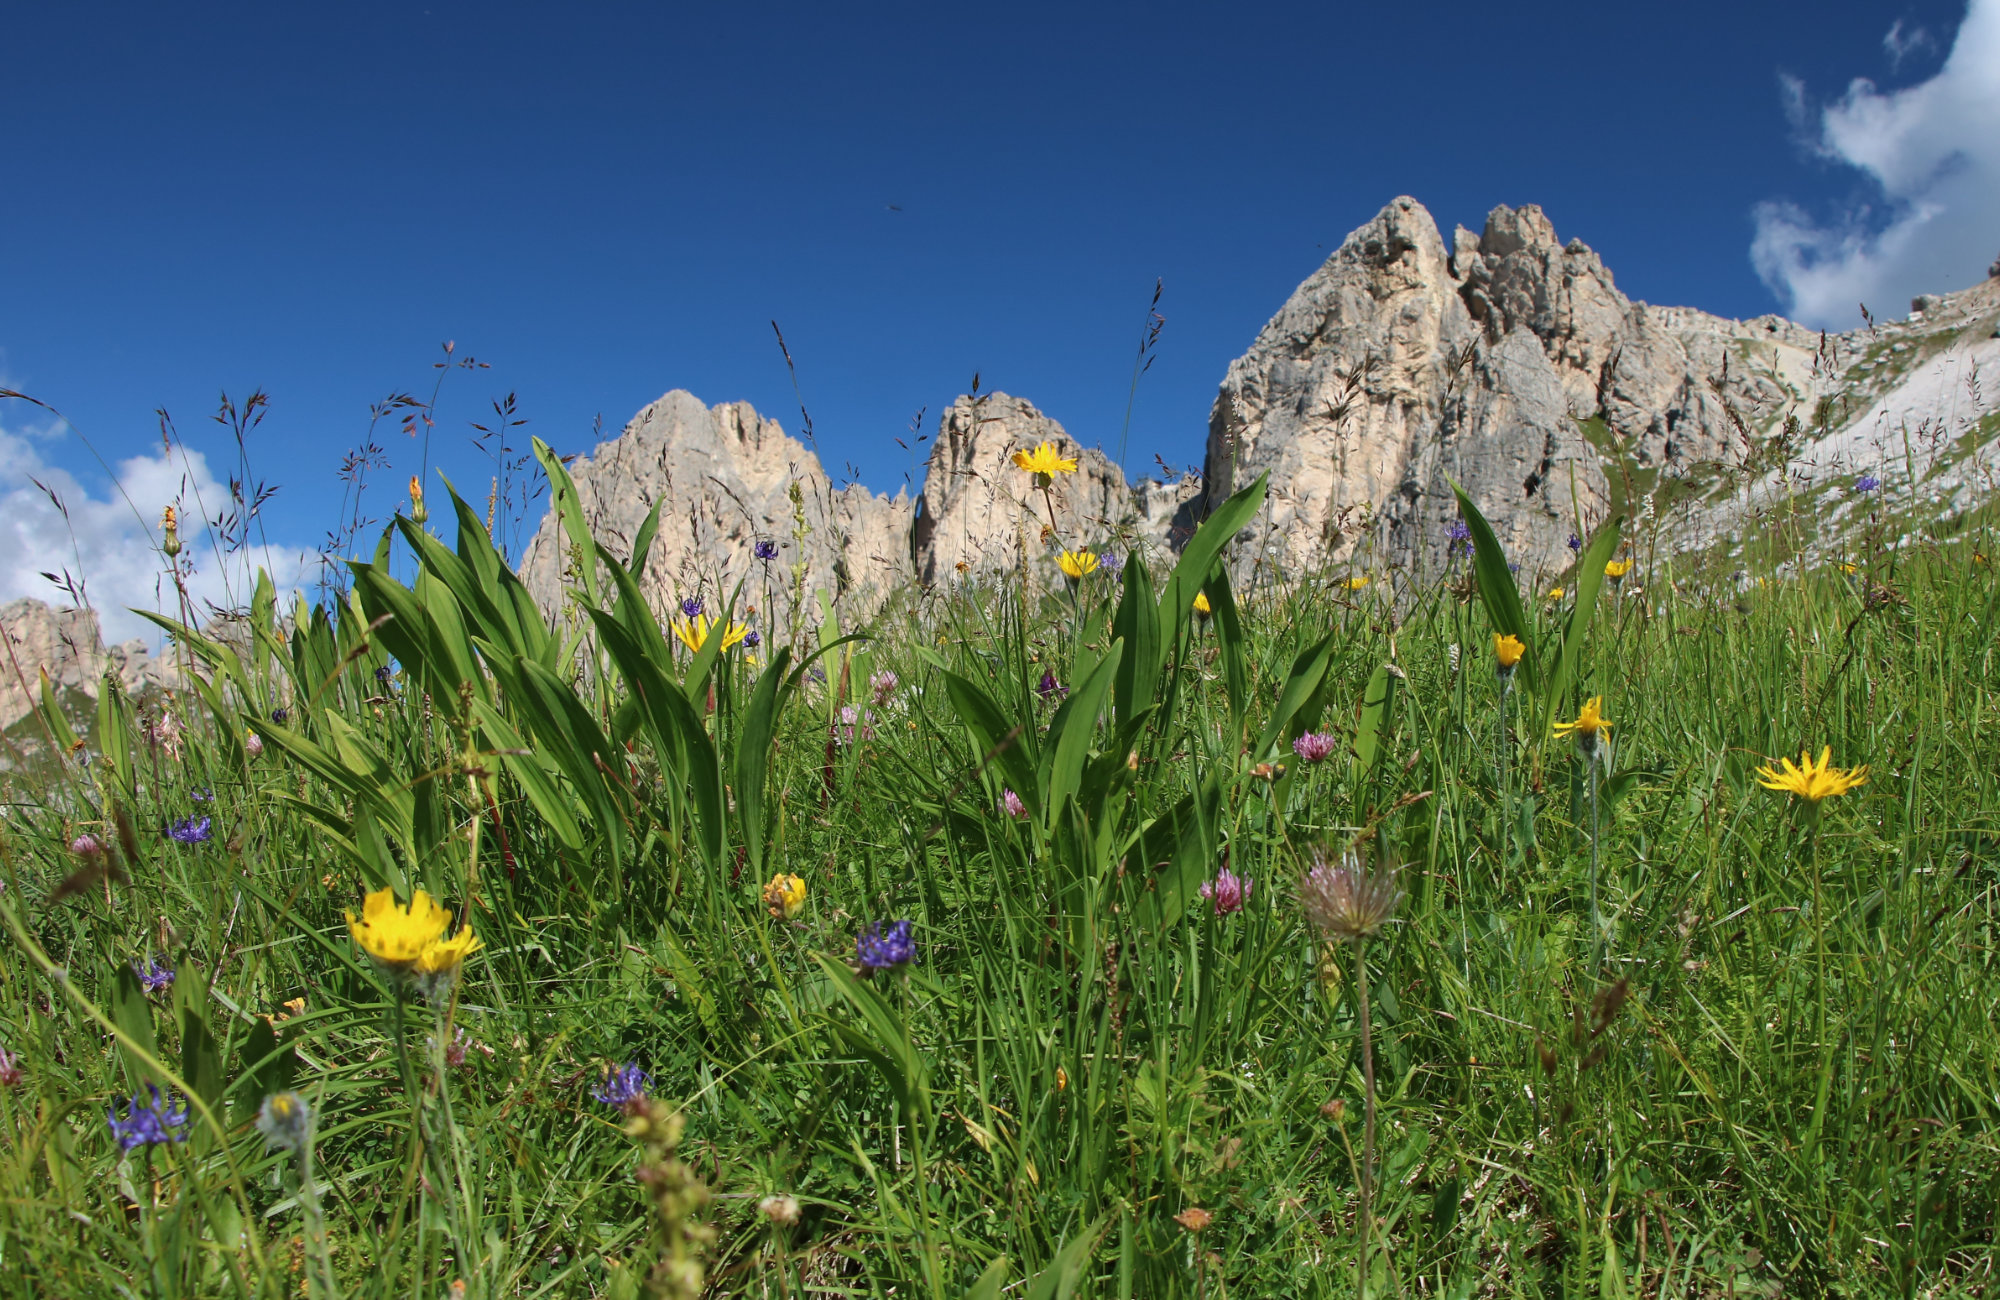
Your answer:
[753,539,779,561]
[108,1085,189,1152]
[855,920,915,973]
[870,670,899,707]
[680,596,704,619]
[270,707,289,725]
[1568,533,1583,554]
[1853,474,1881,494]
[1100,551,1126,580]
[190,786,213,803]
[1036,669,1067,702]
[168,815,212,845]
[744,629,762,649]
[1444,520,1473,558]
[1292,731,1339,764]
[591,1062,649,1110]
[1199,868,1253,917]
[136,955,175,995]
[374,664,394,685]
[70,833,104,859]
[1000,788,1027,819]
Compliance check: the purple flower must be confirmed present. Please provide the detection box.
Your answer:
[270,708,289,725]
[1292,732,1339,764]
[856,920,916,972]
[167,816,211,846]
[190,787,213,803]
[753,539,779,561]
[1853,474,1881,494]
[107,1085,189,1151]
[1444,520,1473,558]
[70,834,104,859]
[680,596,704,618]
[136,955,175,995]
[744,629,762,648]
[870,670,899,707]
[831,705,874,745]
[374,665,394,684]
[1000,788,1027,819]
[1100,552,1126,580]
[0,1046,21,1088]
[591,1062,649,1110]
[806,665,826,685]
[1199,868,1253,917]
[1036,670,1067,702]
[1567,534,1583,554]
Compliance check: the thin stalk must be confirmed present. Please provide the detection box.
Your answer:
[1587,753,1602,980]
[1355,935,1376,1300]
[297,1125,339,1299]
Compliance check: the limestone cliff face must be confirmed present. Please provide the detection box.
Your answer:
[0,599,172,732]
[1202,196,1840,582]
[517,390,914,633]
[910,392,1199,588]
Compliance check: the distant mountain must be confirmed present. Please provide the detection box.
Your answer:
[519,198,2000,623]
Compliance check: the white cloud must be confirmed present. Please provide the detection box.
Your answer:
[1752,0,2000,327]
[0,420,315,643]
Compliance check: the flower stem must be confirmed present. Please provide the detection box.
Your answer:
[1587,756,1603,981]
[1355,935,1376,1300]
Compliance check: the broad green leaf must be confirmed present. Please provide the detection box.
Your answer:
[940,670,1040,816]
[815,954,930,1122]
[733,645,794,880]
[1043,641,1123,828]
[533,435,600,606]
[1024,1212,1111,1300]
[1544,515,1624,732]
[1448,482,1533,689]
[1110,554,1161,725]
[109,963,162,1091]
[1205,566,1250,743]
[1161,473,1269,629]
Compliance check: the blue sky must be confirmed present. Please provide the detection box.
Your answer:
[2,0,1994,633]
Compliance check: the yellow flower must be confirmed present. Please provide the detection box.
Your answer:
[672,613,750,654]
[1057,549,1099,579]
[1345,575,1370,590]
[414,923,484,977]
[1546,586,1565,601]
[1837,562,1858,575]
[1011,441,1078,480]
[1755,747,1867,802]
[762,872,807,920]
[347,887,452,969]
[1605,559,1632,580]
[1192,591,1212,618]
[1493,633,1525,671]
[1552,696,1611,747]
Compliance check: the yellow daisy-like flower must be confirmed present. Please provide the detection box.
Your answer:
[672,613,751,655]
[414,923,484,977]
[1546,586,1565,602]
[1057,549,1099,580]
[1345,575,1370,590]
[762,872,807,920]
[1493,633,1525,671]
[1011,441,1078,481]
[1192,591,1212,618]
[1604,559,1632,580]
[1552,696,1611,748]
[347,887,452,969]
[1755,747,1867,802]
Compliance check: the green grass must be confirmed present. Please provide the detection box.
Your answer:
[1,457,1998,1300]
